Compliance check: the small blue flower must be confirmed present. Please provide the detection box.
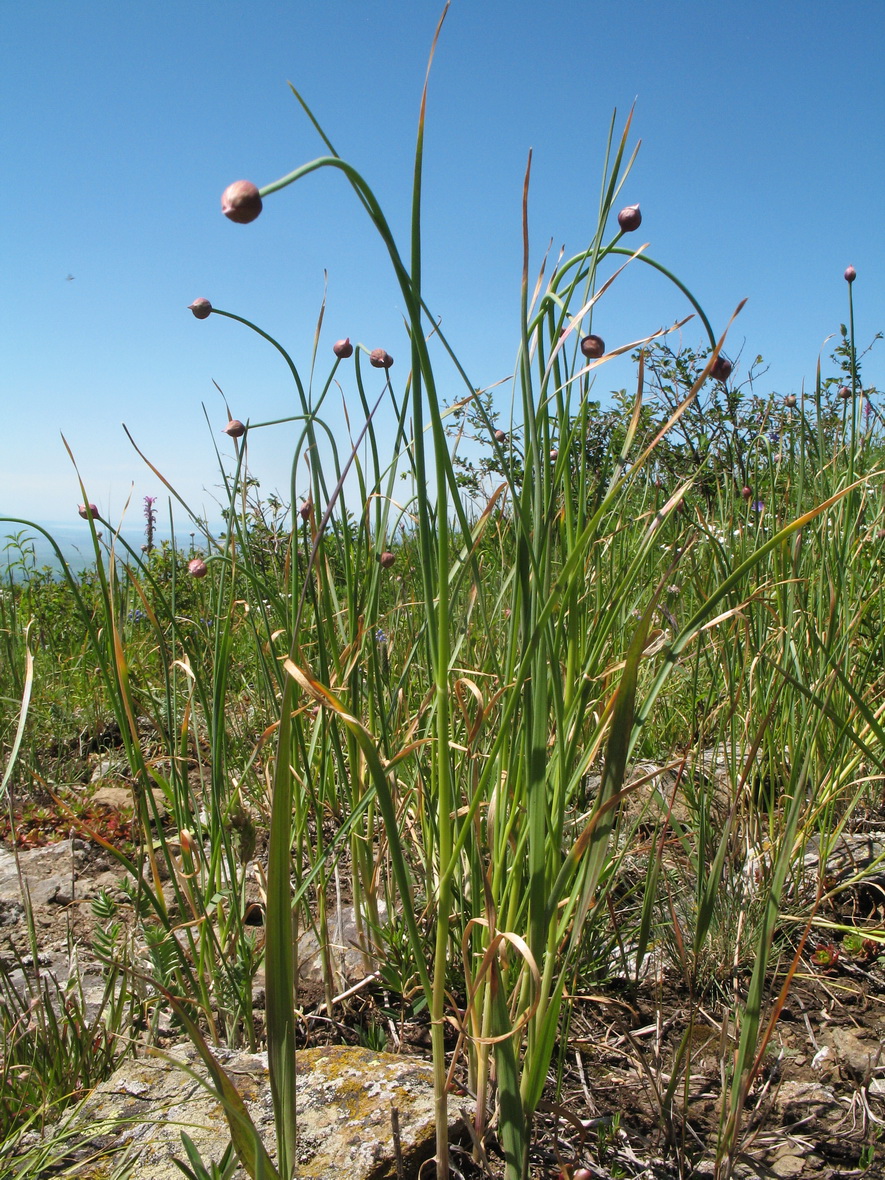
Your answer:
[375,629,388,645]
[768,431,780,444]
[752,500,765,513]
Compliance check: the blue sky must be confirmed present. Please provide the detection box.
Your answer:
[2,0,883,532]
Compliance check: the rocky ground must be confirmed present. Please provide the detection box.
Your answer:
[2,793,885,1178]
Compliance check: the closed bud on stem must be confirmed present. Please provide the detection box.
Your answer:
[369,348,394,369]
[179,829,196,856]
[741,485,753,501]
[711,355,733,381]
[580,334,605,359]
[332,338,353,359]
[379,551,396,569]
[188,558,208,579]
[221,181,263,224]
[78,503,99,520]
[223,419,246,438]
[494,429,507,443]
[617,203,642,232]
[844,265,857,283]
[838,385,851,400]
[299,500,312,522]
[549,448,559,461]
[188,298,212,319]
[784,394,797,408]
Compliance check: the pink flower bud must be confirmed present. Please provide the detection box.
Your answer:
[844,265,857,283]
[188,298,212,319]
[188,558,208,578]
[221,181,263,224]
[549,448,559,462]
[333,338,354,359]
[838,385,851,400]
[711,356,732,382]
[299,500,312,522]
[741,486,753,501]
[784,394,797,408]
[78,503,99,520]
[379,551,396,569]
[223,419,247,438]
[580,335,605,359]
[617,204,642,232]
[494,429,507,443]
[369,348,394,369]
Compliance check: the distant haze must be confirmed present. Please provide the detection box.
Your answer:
[0,521,219,581]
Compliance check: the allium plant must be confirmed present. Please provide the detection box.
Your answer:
[172,15,820,1179]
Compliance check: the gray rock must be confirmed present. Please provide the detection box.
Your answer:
[821,1025,884,1079]
[297,902,388,990]
[73,1043,462,1179]
[773,1079,840,1122]
[0,838,86,907]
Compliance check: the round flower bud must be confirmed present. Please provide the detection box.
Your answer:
[549,448,559,462]
[784,394,797,408]
[379,551,396,569]
[494,429,507,443]
[188,558,208,579]
[333,338,354,359]
[844,265,857,284]
[711,356,733,382]
[223,419,247,438]
[617,204,642,232]
[188,298,212,320]
[78,503,99,520]
[299,500,312,522]
[580,334,605,359]
[741,485,753,501]
[369,348,394,369]
[838,385,851,400]
[221,181,263,224]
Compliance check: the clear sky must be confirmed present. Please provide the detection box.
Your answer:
[2,0,883,532]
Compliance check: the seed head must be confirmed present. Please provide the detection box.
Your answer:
[379,551,396,569]
[369,348,394,369]
[221,181,263,224]
[188,557,208,579]
[333,338,354,359]
[580,334,605,359]
[711,355,732,382]
[78,503,99,520]
[494,429,507,444]
[784,394,797,408]
[223,419,247,438]
[617,204,642,232]
[844,265,857,284]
